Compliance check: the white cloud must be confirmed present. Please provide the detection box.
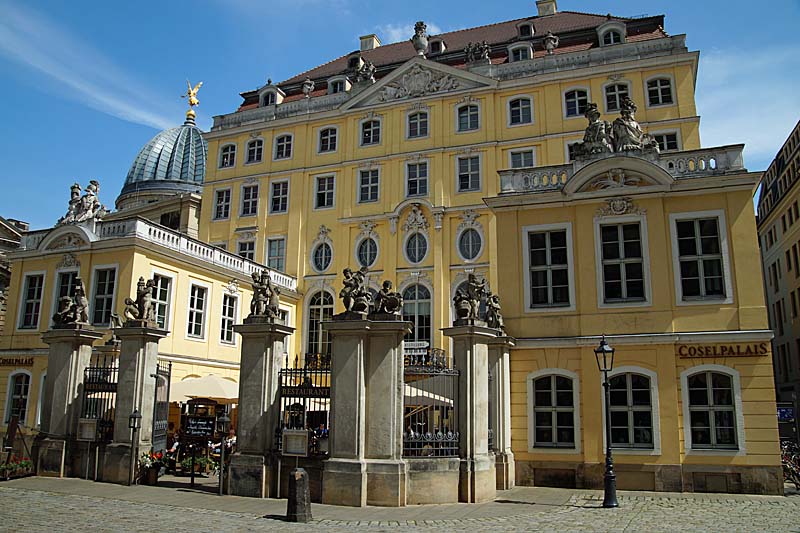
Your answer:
[0,3,176,130]
[697,46,800,170]
[377,22,445,44]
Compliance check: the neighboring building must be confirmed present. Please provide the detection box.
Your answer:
[0,217,28,333]
[756,118,800,442]
[0,0,781,494]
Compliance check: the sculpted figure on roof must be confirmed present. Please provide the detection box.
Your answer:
[544,31,559,55]
[577,103,613,156]
[612,97,659,153]
[355,59,376,83]
[57,180,108,226]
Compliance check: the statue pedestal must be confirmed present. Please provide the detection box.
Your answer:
[321,318,411,507]
[489,335,516,491]
[442,324,499,503]
[229,319,294,498]
[35,325,104,477]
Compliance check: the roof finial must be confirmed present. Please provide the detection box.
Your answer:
[181,79,203,124]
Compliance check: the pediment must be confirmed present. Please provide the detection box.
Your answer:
[343,57,496,110]
[38,224,97,251]
[564,156,675,196]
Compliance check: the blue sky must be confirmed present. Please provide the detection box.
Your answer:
[1,0,798,229]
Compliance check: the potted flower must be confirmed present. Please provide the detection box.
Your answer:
[139,451,164,485]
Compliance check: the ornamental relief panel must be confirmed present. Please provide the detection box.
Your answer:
[595,197,646,218]
[378,64,460,102]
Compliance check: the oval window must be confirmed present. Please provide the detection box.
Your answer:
[312,242,332,272]
[357,238,378,267]
[405,233,428,264]
[458,228,482,260]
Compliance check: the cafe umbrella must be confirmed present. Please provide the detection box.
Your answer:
[169,374,239,404]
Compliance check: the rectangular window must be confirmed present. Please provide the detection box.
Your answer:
[275,136,292,159]
[511,47,531,62]
[687,371,738,449]
[220,294,237,344]
[315,176,335,209]
[457,156,481,192]
[532,375,575,448]
[794,244,800,278]
[361,120,380,145]
[19,274,44,329]
[6,373,30,424]
[92,268,116,325]
[527,229,570,308]
[359,169,379,203]
[406,162,428,197]
[267,238,286,272]
[653,133,679,152]
[246,140,263,163]
[240,185,259,217]
[214,189,231,220]
[319,128,337,152]
[600,223,645,303]
[408,112,428,138]
[510,149,535,169]
[152,274,172,330]
[675,217,726,300]
[270,181,289,214]
[237,240,255,260]
[187,285,207,339]
[647,78,674,106]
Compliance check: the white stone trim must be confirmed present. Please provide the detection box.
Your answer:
[184,278,211,342]
[600,366,662,455]
[680,364,746,455]
[526,368,582,454]
[593,212,653,308]
[217,291,240,347]
[506,94,535,127]
[358,115,383,147]
[454,99,481,133]
[644,73,677,109]
[88,263,118,327]
[405,107,430,140]
[273,132,294,161]
[317,125,339,154]
[521,222,576,313]
[668,209,734,306]
[244,137,265,165]
[562,86,591,119]
[310,226,334,274]
[4,369,33,425]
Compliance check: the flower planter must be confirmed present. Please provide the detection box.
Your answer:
[142,466,159,486]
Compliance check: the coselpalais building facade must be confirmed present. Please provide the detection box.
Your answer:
[0,0,782,494]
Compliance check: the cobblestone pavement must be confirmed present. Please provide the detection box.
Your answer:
[1,480,799,532]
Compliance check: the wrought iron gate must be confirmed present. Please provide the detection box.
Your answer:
[276,354,330,455]
[80,353,118,442]
[152,360,171,453]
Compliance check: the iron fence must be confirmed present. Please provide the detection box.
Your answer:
[152,361,171,453]
[276,354,331,455]
[80,353,118,442]
[403,348,459,457]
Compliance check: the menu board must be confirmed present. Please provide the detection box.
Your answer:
[185,416,216,438]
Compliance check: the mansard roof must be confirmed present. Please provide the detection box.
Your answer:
[234,11,666,112]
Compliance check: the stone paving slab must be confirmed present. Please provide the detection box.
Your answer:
[1,477,799,532]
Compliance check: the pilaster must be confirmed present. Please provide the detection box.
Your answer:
[488,335,516,490]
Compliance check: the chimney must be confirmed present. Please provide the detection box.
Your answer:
[359,34,382,51]
[536,0,557,16]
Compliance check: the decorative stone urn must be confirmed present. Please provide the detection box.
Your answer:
[411,21,428,56]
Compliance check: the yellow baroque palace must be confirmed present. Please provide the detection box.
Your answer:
[0,2,782,493]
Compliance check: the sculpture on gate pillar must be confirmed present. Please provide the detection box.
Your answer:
[248,269,282,321]
[372,280,403,317]
[123,276,157,325]
[485,292,505,333]
[52,278,90,327]
[338,266,372,316]
[453,274,506,333]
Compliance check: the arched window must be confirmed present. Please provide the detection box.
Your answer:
[647,78,674,106]
[457,104,480,132]
[262,91,276,106]
[604,83,629,112]
[685,369,738,449]
[564,89,588,117]
[510,45,531,62]
[219,144,236,168]
[405,232,428,264]
[458,228,482,261]
[361,119,381,146]
[312,242,332,272]
[307,292,334,356]
[508,97,533,125]
[530,373,576,448]
[608,372,654,448]
[5,371,31,424]
[246,139,263,164]
[357,238,378,268]
[603,30,623,45]
[407,111,429,138]
[275,135,293,159]
[319,128,337,153]
[402,284,432,345]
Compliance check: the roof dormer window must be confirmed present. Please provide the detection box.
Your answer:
[262,92,276,106]
[347,53,363,70]
[597,20,627,47]
[603,30,623,45]
[258,85,284,107]
[429,39,445,54]
[508,43,533,62]
[519,23,534,38]
[328,76,350,95]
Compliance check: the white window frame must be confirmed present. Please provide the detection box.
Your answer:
[403,231,429,265]
[150,268,175,333]
[507,95,534,127]
[50,267,79,327]
[273,133,294,160]
[219,293,239,347]
[602,81,631,113]
[456,153,482,193]
[601,29,624,46]
[317,125,339,154]
[237,240,256,260]
[239,183,259,217]
[562,87,590,119]
[521,222,576,313]
[645,74,676,108]
[650,130,682,152]
[354,235,380,268]
[213,188,232,220]
[359,117,382,147]
[669,210,734,306]
[260,89,280,107]
[508,147,537,169]
[17,271,46,331]
[245,138,264,165]
[406,109,430,140]
[219,143,237,168]
[600,366,662,455]
[314,174,336,210]
[357,167,380,204]
[310,242,334,273]
[508,43,533,62]
[185,280,210,341]
[680,364,746,455]
[4,369,32,425]
[327,76,349,95]
[527,368,582,454]
[594,213,652,308]
[89,264,118,327]
[266,236,287,272]
[455,102,481,133]
[456,225,485,263]
[269,178,290,214]
[405,160,430,198]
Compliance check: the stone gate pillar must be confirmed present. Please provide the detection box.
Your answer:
[321,316,411,507]
[442,323,498,503]
[35,324,104,477]
[228,316,294,498]
[102,321,167,484]
[488,335,516,490]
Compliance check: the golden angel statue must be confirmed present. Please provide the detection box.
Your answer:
[182,80,203,109]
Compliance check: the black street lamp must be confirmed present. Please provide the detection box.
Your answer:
[594,336,619,508]
[128,409,142,486]
[218,413,231,496]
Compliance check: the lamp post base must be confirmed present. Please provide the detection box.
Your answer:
[602,455,619,508]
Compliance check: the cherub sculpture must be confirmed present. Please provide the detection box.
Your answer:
[123,277,157,323]
[339,266,371,314]
[485,292,505,332]
[51,277,90,326]
[373,280,403,315]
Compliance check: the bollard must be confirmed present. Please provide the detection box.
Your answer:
[286,468,312,523]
